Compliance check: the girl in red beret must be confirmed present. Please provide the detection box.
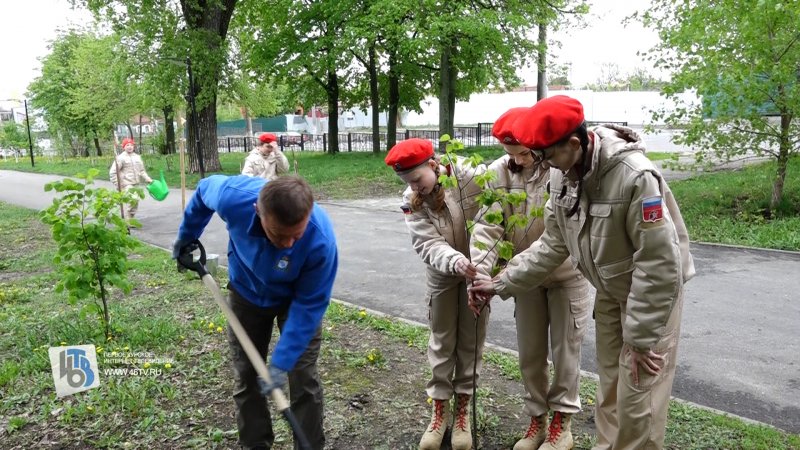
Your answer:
[470,107,591,450]
[470,95,695,450]
[109,137,153,219]
[242,133,289,180]
[384,138,487,450]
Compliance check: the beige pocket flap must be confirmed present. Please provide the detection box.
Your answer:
[589,203,612,217]
[597,257,634,279]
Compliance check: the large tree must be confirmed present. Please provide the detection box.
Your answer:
[28,31,136,157]
[83,0,239,173]
[416,0,585,148]
[642,0,800,215]
[236,0,354,154]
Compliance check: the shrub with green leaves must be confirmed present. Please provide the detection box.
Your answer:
[40,168,142,338]
[440,143,545,277]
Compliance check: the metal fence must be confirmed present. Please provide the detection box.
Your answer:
[215,124,498,153]
[214,121,628,154]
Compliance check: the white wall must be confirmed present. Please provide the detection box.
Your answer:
[338,108,388,129]
[403,90,700,127]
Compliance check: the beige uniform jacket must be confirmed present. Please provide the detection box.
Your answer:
[241,149,289,180]
[109,152,152,189]
[403,156,486,290]
[470,155,581,287]
[495,125,695,352]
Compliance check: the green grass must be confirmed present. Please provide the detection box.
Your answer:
[670,156,800,250]
[647,151,676,161]
[0,151,405,199]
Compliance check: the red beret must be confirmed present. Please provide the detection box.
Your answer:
[121,137,135,148]
[512,96,585,150]
[259,133,277,144]
[385,138,434,172]
[492,107,528,145]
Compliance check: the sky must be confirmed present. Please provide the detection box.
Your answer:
[0,0,660,102]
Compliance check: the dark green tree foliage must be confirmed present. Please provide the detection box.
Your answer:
[82,0,239,172]
[236,0,354,153]
[28,31,136,157]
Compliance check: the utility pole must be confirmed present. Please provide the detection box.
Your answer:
[23,99,34,167]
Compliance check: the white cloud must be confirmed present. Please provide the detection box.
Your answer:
[522,0,662,88]
[0,0,94,100]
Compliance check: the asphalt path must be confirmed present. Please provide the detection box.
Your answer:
[1,169,798,433]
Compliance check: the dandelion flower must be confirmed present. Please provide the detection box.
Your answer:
[164,363,172,369]
[144,362,151,369]
[427,397,433,404]
[359,310,367,318]
[216,326,223,333]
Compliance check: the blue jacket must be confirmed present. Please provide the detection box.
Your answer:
[177,175,338,371]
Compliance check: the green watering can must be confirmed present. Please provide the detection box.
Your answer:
[146,170,169,201]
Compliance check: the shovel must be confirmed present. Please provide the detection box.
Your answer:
[177,240,312,450]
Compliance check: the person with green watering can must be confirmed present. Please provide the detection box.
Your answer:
[109,137,153,219]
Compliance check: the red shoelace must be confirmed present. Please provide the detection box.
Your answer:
[430,400,446,431]
[455,395,469,431]
[524,416,543,438]
[547,412,564,443]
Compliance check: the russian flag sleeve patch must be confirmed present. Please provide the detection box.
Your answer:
[642,196,664,223]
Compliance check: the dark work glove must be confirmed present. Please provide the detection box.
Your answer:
[172,238,197,270]
[257,365,288,396]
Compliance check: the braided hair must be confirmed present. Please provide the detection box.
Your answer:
[555,122,591,218]
[410,162,447,212]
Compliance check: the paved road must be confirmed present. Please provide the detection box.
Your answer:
[2,169,799,433]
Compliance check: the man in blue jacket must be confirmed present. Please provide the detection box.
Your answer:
[173,175,338,450]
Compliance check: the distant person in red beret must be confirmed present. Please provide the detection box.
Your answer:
[385,138,486,450]
[109,137,153,219]
[470,107,591,450]
[469,96,695,450]
[242,133,289,180]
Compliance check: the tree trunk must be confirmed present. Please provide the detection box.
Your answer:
[368,44,381,153]
[537,23,547,101]
[164,105,176,155]
[138,115,143,151]
[326,70,340,154]
[93,134,102,157]
[768,112,792,215]
[244,107,253,136]
[179,0,236,173]
[125,121,134,139]
[438,42,457,153]
[186,96,222,173]
[387,52,400,151]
